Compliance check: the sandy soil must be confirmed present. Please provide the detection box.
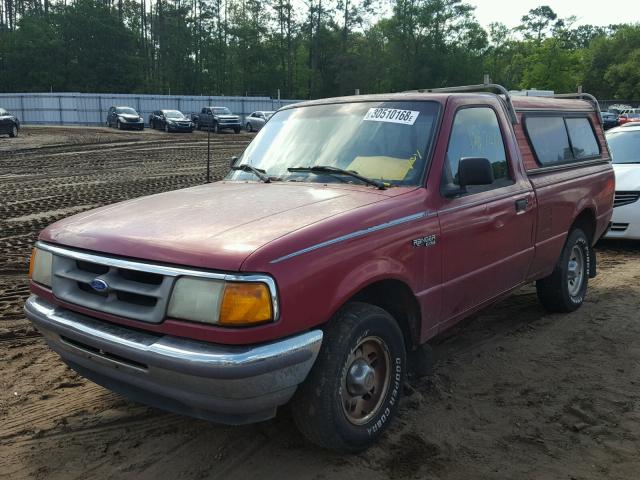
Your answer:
[1,127,639,479]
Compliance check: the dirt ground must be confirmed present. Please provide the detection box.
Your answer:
[1,126,639,480]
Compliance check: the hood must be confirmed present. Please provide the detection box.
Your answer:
[119,114,141,120]
[216,114,239,120]
[40,182,392,271]
[613,163,640,191]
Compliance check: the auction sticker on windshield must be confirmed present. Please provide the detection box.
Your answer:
[363,108,419,125]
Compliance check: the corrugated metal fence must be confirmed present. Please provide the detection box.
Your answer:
[0,92,301,125]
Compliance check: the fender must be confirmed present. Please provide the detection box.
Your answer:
[326,256,418,321]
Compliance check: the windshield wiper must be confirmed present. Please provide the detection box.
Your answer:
[231,164,271,183]
[287,165,386,190]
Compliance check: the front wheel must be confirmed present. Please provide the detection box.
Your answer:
[9,124,18,137]
[117,120,122,130]
[164,123,170,133]
[246,122,253,132]
[292,302,406,452]
[536,228,590,312]
[213,122,220,133]
[234,127,240,134]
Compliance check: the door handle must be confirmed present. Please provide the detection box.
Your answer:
[515,198,529,213]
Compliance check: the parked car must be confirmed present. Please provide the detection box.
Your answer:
[149,110,194,132]
[617,112,640,126]
[24,85,614,452]
[245,111,275,132]
[0,108,20,137]
[602,111,619,130]
[192,106,241,133]
[106,106,144,130]
[604,124,640,239]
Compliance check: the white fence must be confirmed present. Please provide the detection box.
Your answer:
[0,92,301,125]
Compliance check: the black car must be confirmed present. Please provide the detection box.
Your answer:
[602,111,619,130]
[149,110,194,133]
[0,108,20,138]
[106,106,144,130]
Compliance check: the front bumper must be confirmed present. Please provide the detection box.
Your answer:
[25,295,323,424]
[604,201,640,240]
[167,123,194,132]
[218,122,241,130]
[122,121,144,129]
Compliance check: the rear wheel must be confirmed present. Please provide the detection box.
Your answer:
[292,302,406,452]
[536,228,590,312]
[9,124,18,138]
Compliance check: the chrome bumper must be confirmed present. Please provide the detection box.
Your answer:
[25,295,323,424]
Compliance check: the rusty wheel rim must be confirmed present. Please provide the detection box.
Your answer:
[340,336,391,425]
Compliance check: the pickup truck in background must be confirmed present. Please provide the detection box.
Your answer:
[192,106,242,133]
[25,84,614,452]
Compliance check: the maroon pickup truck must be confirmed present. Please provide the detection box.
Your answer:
[25,84,614,452]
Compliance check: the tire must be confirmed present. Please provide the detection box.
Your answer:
[117,120,122,130]
[292,302,406,452]
[9,124,18,138]
[164,123,170,133]
[234,127,240,134]
[246,122,253,132]
[213,122,219,134]
[536,228,590,313]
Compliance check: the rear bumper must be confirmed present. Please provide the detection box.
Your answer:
[25,295,323,424]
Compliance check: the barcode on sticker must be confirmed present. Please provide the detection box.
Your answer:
[363,108,419,125]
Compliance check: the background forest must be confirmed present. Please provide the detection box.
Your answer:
[0,0,639,100]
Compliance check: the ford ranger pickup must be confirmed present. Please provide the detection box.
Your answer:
[25,84,614,452]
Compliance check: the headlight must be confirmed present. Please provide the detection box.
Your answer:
[29,247,53,287]
[168,277,274,327]
[167,120,175,124]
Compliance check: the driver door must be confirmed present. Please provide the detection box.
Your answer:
[436,100,535,327]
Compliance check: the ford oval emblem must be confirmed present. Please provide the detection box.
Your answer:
[90,278,109,292]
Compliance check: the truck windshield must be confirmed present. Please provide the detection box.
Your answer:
[214,108,232,115]
[607,130,640,163]
[228,101,440,187]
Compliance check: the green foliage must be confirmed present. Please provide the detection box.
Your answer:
[0,1,638,100]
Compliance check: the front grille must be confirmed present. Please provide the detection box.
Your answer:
[52,255,174,323]
[613,191,640,208]
[610,222,629,232]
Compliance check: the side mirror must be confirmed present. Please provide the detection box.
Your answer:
[458,157,494,187]
[230,156,239,168]
[442,157,494,197]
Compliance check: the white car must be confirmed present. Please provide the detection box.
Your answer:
[245,111,275,132]
[605,125,640,239]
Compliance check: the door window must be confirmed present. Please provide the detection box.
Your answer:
[442,107,512,194]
